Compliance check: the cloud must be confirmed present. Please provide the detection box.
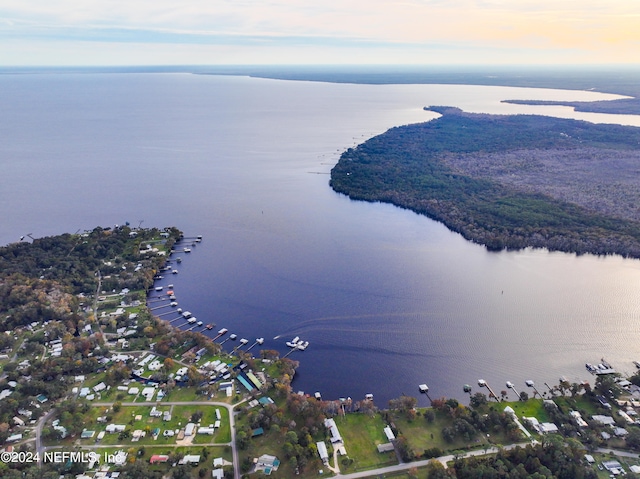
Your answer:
[1,0,639,64]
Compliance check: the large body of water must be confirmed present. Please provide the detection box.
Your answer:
[3,72,640,405]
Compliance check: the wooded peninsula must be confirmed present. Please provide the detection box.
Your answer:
[330,107,640,258]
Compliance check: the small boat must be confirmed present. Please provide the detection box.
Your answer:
[296,341,309,350]
[177,258,182,263]
[634,361,640,369]
[256,338,264,345]
[182,311,192,318]
[169,295,176,300]
[314,392,322,400]
[170,301,178,307]
[168,284,174,288]
[155,286,163,291]
[205,324,214,330]
[172,270,179,274]
[230,334,237,340]
[183,247,191,253]
[187,317,196,324]
[239,338,248,345]
[197,321,203,327]
[463,384,472,393]
[177,308,183,313]
[218,328,228,335]
[286,336,300,348]
[419,384,429,393]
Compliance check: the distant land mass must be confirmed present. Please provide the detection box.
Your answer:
[198,65,640,116]
[4,65,638,114]
[330,107,640,258]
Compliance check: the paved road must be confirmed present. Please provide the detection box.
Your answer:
[596,447,639,459]
[333,443,531,479]
[33,409,56,467]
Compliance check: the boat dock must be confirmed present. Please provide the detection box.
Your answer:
[212,329,228,341]
[245,338,264,352]
[586,358,616,375]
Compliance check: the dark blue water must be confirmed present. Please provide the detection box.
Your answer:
[3,72,640,405]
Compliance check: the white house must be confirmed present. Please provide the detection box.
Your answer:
[324,418,342,444]
[317,441,329,463]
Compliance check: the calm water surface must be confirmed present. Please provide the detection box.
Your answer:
[2,73,640,404]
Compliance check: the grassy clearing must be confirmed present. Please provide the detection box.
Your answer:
[164,386,206,402]
[171,405,230,443]
[335,413,398,473]
[392,409,488,455]
[500,399,550,423]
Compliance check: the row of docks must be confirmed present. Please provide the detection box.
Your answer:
[148,236,280,367]
[417,379,546,403]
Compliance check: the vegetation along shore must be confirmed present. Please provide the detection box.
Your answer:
[5,228,640,478]
[330,107,640,258]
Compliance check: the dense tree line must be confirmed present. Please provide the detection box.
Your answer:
[505,98,640,116]
[450,441,598,479]
[0,226,181,329]
[330,109,640,258]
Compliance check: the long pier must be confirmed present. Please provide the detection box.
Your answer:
[245,338,264,352]
[282,347,298,359]
[478,379,500,402]
[149,304,172,311]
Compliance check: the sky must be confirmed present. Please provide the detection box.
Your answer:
[1,0,639,65]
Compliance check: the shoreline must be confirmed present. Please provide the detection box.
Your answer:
[330,108,640,260]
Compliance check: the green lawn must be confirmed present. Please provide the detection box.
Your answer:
[334,413,398,472]
[392,409,489,455]
[163,386,206,402]
[499,399,550,423]
[170,405,230,443]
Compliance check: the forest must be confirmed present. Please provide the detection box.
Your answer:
[330,108,640,258]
